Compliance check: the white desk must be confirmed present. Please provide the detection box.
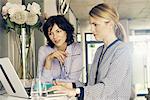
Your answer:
[0,94,76,100]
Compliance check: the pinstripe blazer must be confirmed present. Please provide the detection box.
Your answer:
[83,40,132,100]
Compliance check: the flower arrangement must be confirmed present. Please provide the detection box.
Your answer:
[1,2,42,34]
[1,2,43,79]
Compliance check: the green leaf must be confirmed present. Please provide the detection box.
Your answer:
[14,25,21,35]
[6,18,14,29]
[26,25,31,35]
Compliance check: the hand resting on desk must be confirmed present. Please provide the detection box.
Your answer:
[48,81,76,97]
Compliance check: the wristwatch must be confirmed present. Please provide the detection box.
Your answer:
[75,88,80,97]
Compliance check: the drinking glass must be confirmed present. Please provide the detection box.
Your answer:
[30,78,43,97]
[30,78,54,97]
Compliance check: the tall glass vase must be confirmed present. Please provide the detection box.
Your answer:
[20,28,35,81]
[21,28,26,80]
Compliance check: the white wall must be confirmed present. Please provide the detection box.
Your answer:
[79,20,91,33]
[129,19,150,30]
[69,9,77,33]
[44,0,58,18]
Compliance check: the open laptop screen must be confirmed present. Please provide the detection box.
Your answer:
[0,57,29,98]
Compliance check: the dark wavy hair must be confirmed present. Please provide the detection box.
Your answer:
[43,15,74,48]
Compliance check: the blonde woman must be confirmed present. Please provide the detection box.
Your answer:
[49,3,132,100]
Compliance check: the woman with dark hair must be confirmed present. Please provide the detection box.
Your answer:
[37,15,83,83]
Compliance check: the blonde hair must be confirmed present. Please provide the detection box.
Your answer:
[89,3,126,41]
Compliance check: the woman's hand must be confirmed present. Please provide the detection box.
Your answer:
[53,81,73,89]
[48,85,76,97]
[49,50,68,63]
[49,81,76,97]
[44,50,68,69]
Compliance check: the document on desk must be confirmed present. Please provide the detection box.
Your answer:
[31,89,67,97]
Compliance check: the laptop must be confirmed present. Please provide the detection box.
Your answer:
[0,57,31,98]
[0,57,67,99]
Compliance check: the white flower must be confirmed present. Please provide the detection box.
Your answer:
[27,2,41,16]
[2,2,42,30]
[8,4,26,16]
[2,5,9,15]
[10,11,27,25]
[26,12,38,25]
[2,2,14,15]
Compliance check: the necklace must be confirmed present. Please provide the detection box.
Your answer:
[94,39,120,84]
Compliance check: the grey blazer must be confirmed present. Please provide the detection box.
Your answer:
[83,40,132,100]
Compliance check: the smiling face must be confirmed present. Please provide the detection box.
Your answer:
[89,16,111,41]
[48,24,67,48]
